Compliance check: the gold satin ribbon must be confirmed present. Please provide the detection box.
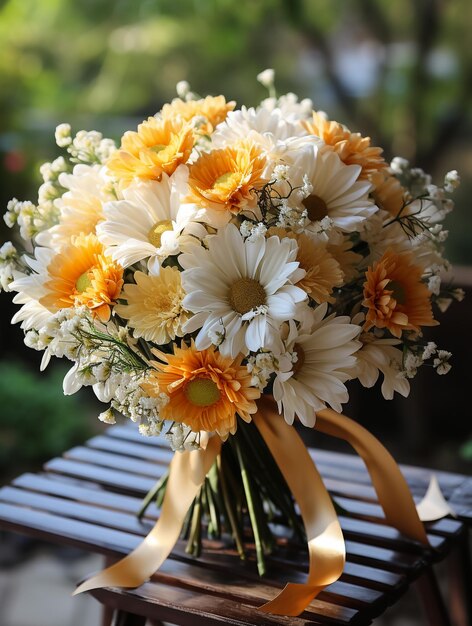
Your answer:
[253,397,345,616]
[75,398,450,620]
[74,435,221,594]
[316,407,429,545]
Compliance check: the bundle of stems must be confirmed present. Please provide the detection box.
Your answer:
[137,418,305,576]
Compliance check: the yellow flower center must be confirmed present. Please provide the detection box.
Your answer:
[387,280,406,305]
[185,378,221,407]
[213,172,233,187]
[229,278,266,315]
[150,144,167,153]
[148,220,173,248]
[303,194,328,222]
[75,271,92,293]
[292,343,306,376]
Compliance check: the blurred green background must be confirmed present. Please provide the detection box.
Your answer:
[0,0,471,478]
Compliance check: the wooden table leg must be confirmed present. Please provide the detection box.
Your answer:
[415,566,451,626]
[110,610,147,626]
[447,529,472,626]
[102,604,114,626]
[100,556,116,626]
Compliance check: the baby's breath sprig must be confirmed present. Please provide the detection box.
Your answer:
[73,318,149,373]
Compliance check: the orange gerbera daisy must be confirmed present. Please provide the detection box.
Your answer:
[302,111,387,179]
[188,141,268,215]
[362,250,438,338]
[40,233,123,322]
[144,342,261,439]
[161,95,235,135]
[370,170,407,218]
[107,116,194,187]
[268,227,344,303]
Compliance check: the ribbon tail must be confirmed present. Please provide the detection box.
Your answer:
[316,408,429,545]
[74,435,221,595]
[416,475,457,521]
[254,397,345,616]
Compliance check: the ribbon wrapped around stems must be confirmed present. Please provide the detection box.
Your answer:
[75,396,452,617]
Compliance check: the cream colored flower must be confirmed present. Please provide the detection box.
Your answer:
[36,164,114,251]
[268,227,344,303]
[302,111,387,179]
[115,266,189,345]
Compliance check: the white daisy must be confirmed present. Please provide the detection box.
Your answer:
[96,165,206,273]
[291,143,377,233]
[180,224,307,357]
[9,248,55,331]
[273,303,361,426]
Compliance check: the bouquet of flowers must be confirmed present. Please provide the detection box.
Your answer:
[0,70,462,615]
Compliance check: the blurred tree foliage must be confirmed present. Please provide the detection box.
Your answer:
[0,362,95,481]
[0,0,471,260]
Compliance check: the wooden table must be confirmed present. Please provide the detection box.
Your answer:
[0,423,471,626]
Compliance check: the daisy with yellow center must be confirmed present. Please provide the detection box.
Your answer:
[161,95,236,135]
[144,342,261,439]
[107,117,195,188]
[187,141,268,225]
[362,249,438,338]
[115,266,189,345]
[302,111,387,179]
[268,228,344,303]
[40,233,123,322]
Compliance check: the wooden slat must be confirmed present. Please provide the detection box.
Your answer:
[76,437,465,542]
[90,582,350,626]
[49,447,450,554]
[0,485,393,611]
[6,473,408,593]
[106,422,466,491]
[2,421,470,625]
[0,498,364,624]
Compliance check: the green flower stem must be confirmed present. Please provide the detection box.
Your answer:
[231,436,266,576]
[238,421,304,543]
[181,499,195,540]
[217,455,246,560]
[186,491,202,557]
[207,462,225,515]
[137,471,168,520]
[205,478,220,538]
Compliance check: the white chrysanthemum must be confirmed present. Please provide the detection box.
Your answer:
[291,143,377,233]
[114,266,190,345]
[259,93,314,122]
[354,336,410,399]
[347,313,410,399]
[212,106,307,149]
[97,165,206,273]
[273,304,361,426]
[180,224,307,357]
[36,164,115,251]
